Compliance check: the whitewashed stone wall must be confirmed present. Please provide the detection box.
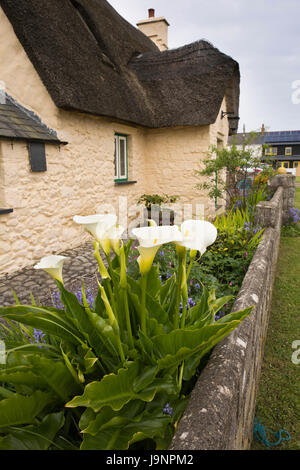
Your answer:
[0,5,230,275]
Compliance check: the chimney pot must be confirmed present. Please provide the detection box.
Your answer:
[148,8,155,18]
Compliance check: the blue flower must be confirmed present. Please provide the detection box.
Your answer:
[162,403,173,416]
[187,297,196,308]
[288,207,300,224]
[33,328,46,348]
[51,291,64,309]
[215,311,226,321]
[51,288,94,310]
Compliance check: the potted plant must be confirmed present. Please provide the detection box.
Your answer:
[137,194,179,226]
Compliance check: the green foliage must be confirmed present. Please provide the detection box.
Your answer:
[281,224,300,237]
[0,237,252,450]
[137,193,180,210]
[0,412,66,450]
[128,209,263,315]
[195,132,275,209]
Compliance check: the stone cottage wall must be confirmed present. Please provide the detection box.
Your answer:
[170,175,293,450]
[144,96,230,220]
[0,5,229,275]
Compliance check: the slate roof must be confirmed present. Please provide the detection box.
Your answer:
[0,0,240,130]
[0,94,63,143]
[228,132,266,146]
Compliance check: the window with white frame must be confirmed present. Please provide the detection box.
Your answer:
[114,134,128,181]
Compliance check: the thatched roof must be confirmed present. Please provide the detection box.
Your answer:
[0,94,63,143]
[1,0,240,129]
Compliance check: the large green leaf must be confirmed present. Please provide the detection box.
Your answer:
[66,362,174,413]
[144,265,161,300]
[80,405,171,450]
[27,356,82,401]
[146,295,169,329]
[0,371,48,389]
[0,412,65,450]
[132,365,158,393]
[0,305,83,345]
[153,307,252,371]
[57,282,118,359]
[160,274,176,307]
[128,275,168,326]
[0,391,52,427]
[216,307,253,324]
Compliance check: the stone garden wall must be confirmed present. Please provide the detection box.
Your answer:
[170,174,295,450]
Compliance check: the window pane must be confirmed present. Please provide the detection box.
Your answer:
[285,147,292,155]
[119,138,126,177]
[114,137,118,177]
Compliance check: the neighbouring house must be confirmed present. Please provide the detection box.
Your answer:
[229,126,300,176]
[0,0,240,275]
[263,130,300,175]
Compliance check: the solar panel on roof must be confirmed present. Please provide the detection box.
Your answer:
[265,132,300,143]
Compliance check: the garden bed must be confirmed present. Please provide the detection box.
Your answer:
[170,182,290,450]
[0,176,295,451]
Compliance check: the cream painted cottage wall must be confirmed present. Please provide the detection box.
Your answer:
[144,98,229,218]
[0,6,229,275]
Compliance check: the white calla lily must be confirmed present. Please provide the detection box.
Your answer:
[34,255,69,284]
[176,219,217,255]
[132,225,183,275]
[73,214,117,255]
[147,219,157,227]
[109,224,125,255]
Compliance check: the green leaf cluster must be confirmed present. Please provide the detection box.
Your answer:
[0,239,253,450]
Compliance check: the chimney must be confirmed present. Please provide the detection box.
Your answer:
[137,9,170,51]
[261,123,265,134]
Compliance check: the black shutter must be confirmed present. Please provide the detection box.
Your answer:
[28,142,47,172]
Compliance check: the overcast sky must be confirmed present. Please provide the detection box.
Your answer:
[109,0,300,133]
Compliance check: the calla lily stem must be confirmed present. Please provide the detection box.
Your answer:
[186,259,194,282]
[174,249,186,329]
[140,274,148,335]
[122,288,134,350]
[180,295,188,329]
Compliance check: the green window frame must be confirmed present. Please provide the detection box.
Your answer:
[114,133,128,181]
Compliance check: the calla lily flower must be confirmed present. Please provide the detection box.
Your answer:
[109,224,125,256]
[147,219,157,227]
[73,214,117,255]
[34,255,69,284]
[176,220,217,255]
[132,225,183,275]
